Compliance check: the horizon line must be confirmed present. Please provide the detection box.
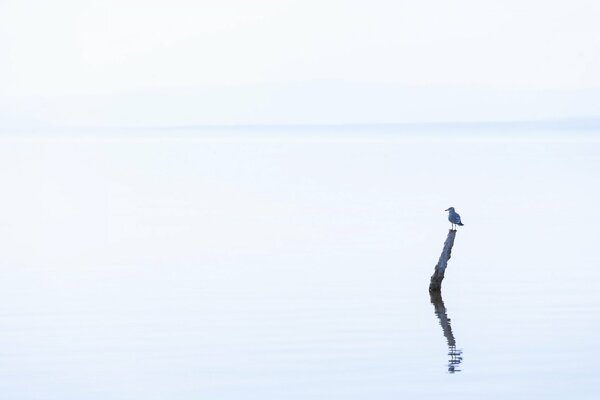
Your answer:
[2,116,600,134]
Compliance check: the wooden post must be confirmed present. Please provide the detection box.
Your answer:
[429,229,457,292]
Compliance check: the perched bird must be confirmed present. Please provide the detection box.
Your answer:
[445,207,464,230]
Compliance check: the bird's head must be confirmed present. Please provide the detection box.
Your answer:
[445,207,455,212]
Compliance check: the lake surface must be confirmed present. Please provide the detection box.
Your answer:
[0,129,599,399]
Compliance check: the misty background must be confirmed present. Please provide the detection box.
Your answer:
[2,2,600,399]
[1,0,599,129]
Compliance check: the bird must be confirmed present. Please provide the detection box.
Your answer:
[445,207,464,230]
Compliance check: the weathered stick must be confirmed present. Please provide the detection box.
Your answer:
[429,229,456,292]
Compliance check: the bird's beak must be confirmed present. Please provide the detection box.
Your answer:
[444,208,450,211]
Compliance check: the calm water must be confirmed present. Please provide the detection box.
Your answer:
[0,129,599,399]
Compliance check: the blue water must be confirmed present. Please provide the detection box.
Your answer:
[0,129,599,399]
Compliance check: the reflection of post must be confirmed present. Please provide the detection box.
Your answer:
[430,291,463,373]
[429,230,456,292]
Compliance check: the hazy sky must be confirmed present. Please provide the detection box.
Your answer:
[1,0,599,126]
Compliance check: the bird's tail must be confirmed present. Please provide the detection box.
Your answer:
[458,222,464,226]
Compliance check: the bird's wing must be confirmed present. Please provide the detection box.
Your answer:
[449,212,461,223]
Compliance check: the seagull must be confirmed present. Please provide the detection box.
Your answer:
[445,207,464,230]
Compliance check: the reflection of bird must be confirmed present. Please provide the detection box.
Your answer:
[445,207,464,230]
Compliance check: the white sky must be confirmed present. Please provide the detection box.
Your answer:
[1,0,599,125]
